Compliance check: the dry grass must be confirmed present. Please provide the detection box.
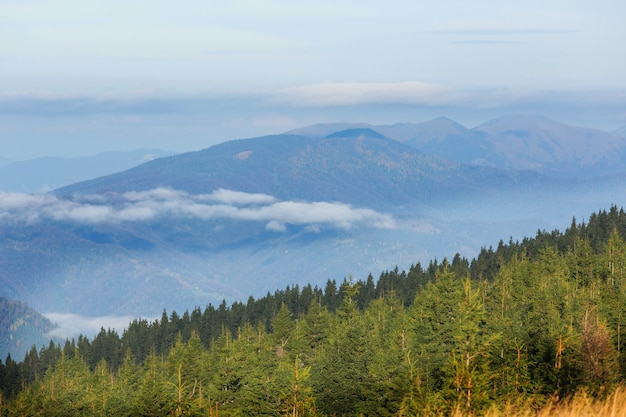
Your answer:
[446,386,626,417]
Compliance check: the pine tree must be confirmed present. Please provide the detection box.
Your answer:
[166,331,210,416]
[411,266,463,398]
[360,294,411,416]
[272,303,295,358]
[486,258,534,399]
[274,356,316,417]
[135,351,174,416]
[312,278,371,416]
[441,278,494,413]
[105,351,139,416]
[294,298,331,363]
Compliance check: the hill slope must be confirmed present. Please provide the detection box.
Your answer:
[290,116,626,179]
[56,129,544,207]
[1,120,624,322]
[0,129,556,318]
[0,297,59,361]
[471,115,626,177]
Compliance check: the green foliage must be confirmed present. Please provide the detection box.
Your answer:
[4,207,626,415]
[312,278,371,416]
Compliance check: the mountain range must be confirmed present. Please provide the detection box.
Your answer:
[2,115,626,358]
[290,115,626,179]
[55,128,547,207]
[0,149,176,193]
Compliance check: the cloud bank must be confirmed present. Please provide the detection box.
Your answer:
[273,81,453,107]
[45,313,143,340]
[0,188,396,230]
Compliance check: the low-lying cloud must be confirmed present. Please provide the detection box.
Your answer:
[0,188,396,230]
[45,313,145,340]
[273,81,453,107]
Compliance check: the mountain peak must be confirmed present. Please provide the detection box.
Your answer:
[286,122,373,137]
[416,117,470,134]
[395,117,475,150]
[471,115,626,175]
[428,116,467,127]
[325,127,387,139]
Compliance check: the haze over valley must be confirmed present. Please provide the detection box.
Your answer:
[2,3,626,405]
[2,115,626,361]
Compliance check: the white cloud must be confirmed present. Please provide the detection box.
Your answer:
[202,188,276,205]
[116,205,157,221]
[236,201,396,229]
[53,204,114,223]
[123,188,186,202]
[44,312,145,340]
[0,188,396,230]
[273,81,453,107]
[266,220,286,232]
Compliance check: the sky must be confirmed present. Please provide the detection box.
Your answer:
[1,0,626,159]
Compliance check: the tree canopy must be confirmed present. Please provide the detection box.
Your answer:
[3,206,626,416]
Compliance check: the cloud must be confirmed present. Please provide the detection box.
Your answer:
[251,114,299,130]
[272,81,453,107]
[44,313,144,340]
[123,188,186,202]
[450,40,518,45]
[0,188,396,230]
[437,27,576,46]
[202,188,277,205]
[437,28,576,36]
[236,201,396,229]
[266,220,287,232]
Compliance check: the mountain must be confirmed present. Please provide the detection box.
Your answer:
[56,129,541,207]
[0,149,176,193]
[1,118,625,327]
[471,115,626,178]
[378,118,495,165]
[289,116,626,180]
[615,125,626,137]
[0,297,60,361]
[0,128,556,320]
[287,122,373,137]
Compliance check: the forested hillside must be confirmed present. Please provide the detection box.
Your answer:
[2,128,560,318]
[0,298,59,367]
[3,206,626,416]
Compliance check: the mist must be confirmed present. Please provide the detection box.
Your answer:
[0,188,396,230]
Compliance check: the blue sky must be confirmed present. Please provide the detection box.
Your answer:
[1,0,626,159]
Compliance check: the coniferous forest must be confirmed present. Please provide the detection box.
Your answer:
[4,207,626,416]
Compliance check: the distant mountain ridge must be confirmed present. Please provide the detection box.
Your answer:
[1,115,625,330]
[471,116,626,177]
[56,129,543,208]
[1,127,554,318]
[0,149,176,193]
[288,115,626,179]
[287,122,373,137]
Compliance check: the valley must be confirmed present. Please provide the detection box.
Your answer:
[1,115,626,360]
